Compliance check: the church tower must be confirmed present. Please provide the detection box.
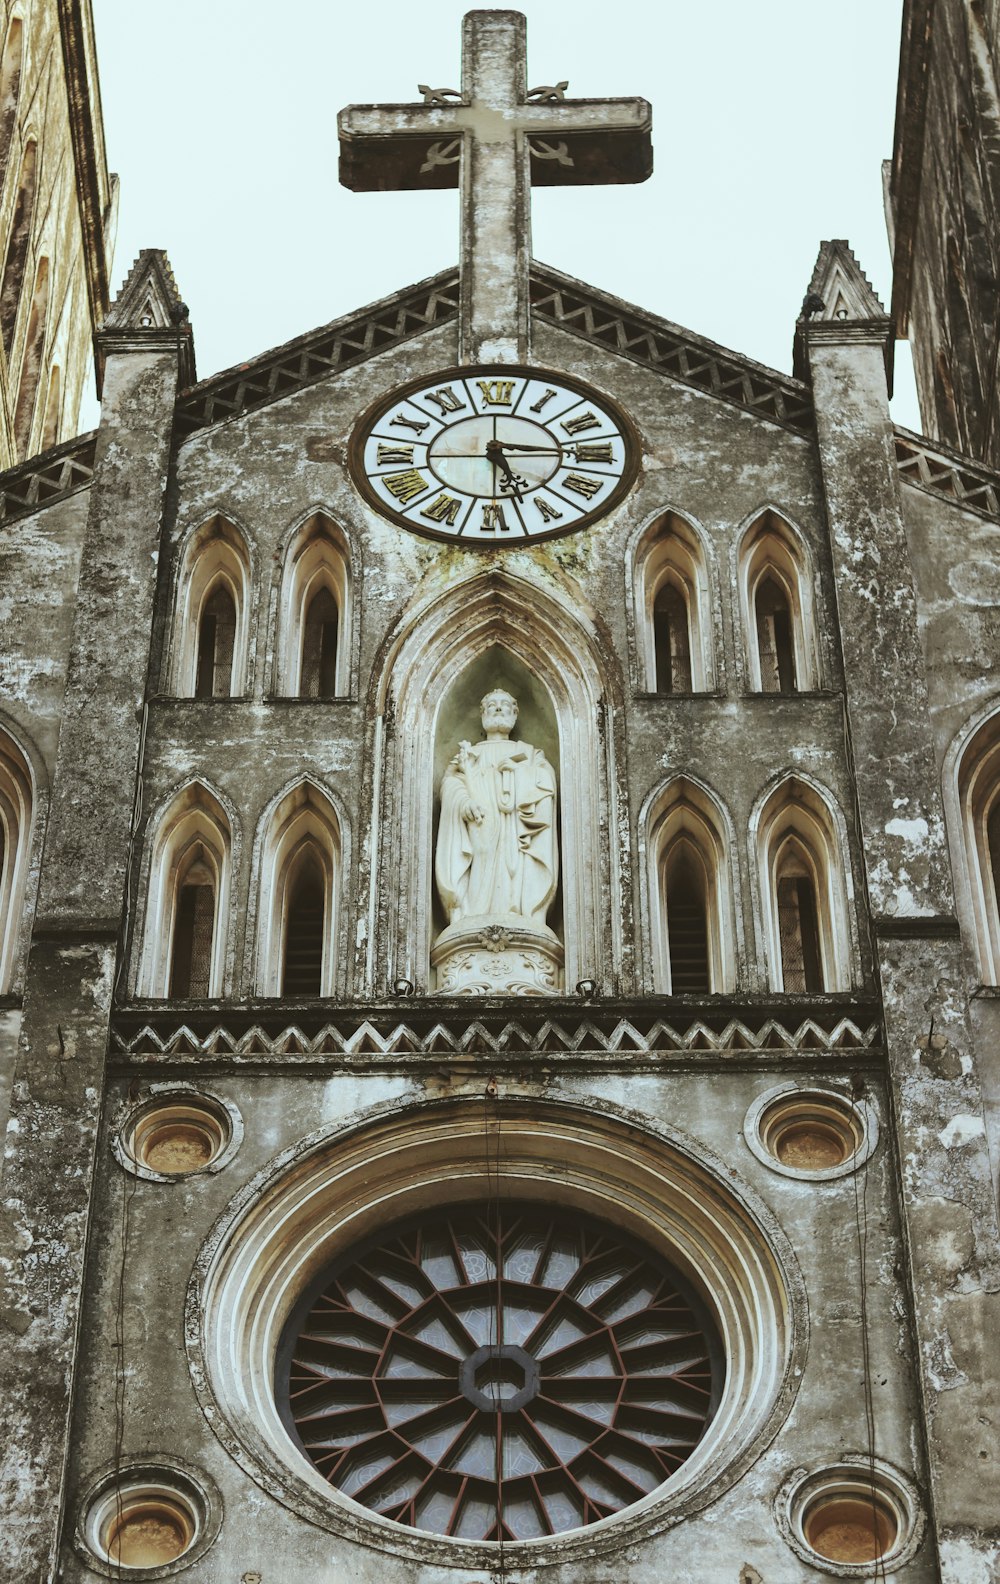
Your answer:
[0,0,116,466]
[1,11,998,1582]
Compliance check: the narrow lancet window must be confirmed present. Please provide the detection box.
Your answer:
[653,582,692,694]
[0,20,23,194]
[169,861,216,997]
[195,586,237,699]
[299,587,339,699]
[281,857,326,995]
[776,862,824,992]
[665,845,710,992]
[0,140,36,354]
[755,575,796,694]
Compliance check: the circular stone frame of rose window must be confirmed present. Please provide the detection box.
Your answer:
[186,1093,806,1571]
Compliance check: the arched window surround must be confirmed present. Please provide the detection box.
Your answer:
[946,701,1000,983]
[0,720,38,993]
[750,773,856,993]
[736,508,819,694]
[135,780,236,999]
[249,776,346,997]
[368,568,628,995]
[0,17,24,198]
[167,515,254,698]
[639,775,740,994]
[0,135,36,359]
[270,511,354,698]
[630,508,717,694]
[13,252,47,457]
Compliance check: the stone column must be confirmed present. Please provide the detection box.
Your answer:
[0,252,193,1583]
[801,241,1000,1581]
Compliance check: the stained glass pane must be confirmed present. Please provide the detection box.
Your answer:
[281,1203,721,1541]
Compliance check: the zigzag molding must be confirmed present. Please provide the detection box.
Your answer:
[111,1013,879,1061]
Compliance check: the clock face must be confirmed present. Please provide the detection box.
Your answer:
[349,366,638,544]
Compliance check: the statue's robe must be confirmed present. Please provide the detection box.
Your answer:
[436,737,557,926]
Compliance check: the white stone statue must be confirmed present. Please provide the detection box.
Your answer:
[436,688,558,926]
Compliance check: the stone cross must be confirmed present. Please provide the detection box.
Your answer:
[338,9,652,364]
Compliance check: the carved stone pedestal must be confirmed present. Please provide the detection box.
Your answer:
[431,919,563,995]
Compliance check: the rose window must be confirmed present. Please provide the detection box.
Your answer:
[279,1203,722,1542]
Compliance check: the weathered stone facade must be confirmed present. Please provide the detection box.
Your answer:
[0,0,115,468]
[889,0,1000,468]
[1,11,999,1583]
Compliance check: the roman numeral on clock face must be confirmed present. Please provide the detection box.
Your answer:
[569,441,613,463]
[420,492,463,525]
[561,411,600,435]
[383,468,429,503]
[424,386,465,415]
[480,502,510,532]
[477,379,515,406]
[563,473,602,499]
[377,443,415,464]
[390,413,430,435]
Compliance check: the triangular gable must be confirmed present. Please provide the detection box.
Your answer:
[802,238,887,324]
[103,247,189,333]
[175,262,815,443]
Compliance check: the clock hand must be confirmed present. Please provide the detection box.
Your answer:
[490,441,561,454]
[485,440,524,502]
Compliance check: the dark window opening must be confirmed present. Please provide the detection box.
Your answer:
[0,141,36,356]
[195,585,237,699]
[666,848,710,993]
[777,870,823,992]
[282,861,325,996]
[300,587,339,699]
[653,581,692,694]
[170,873,215,997]
[987,800,1000,919]
[755,576,796,694]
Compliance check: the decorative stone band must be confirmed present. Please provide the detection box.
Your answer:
[111,1005,880,1067]
[185,1093,806,1571]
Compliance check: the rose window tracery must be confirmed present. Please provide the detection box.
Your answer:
[279,1203,722,1542]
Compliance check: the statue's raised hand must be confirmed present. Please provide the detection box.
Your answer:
[462,801,485,825]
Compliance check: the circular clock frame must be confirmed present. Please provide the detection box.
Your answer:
[348,364,640,546]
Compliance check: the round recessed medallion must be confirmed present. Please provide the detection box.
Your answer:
[278,1200,721,1542]
[350,366,638,544]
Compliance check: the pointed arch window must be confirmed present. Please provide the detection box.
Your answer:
[13,255,47,457]
[0,19,23,195]
[41,363,60,449]
[0,727,33,992]
[255,781,341,997]
[740,512,817,694]
[635,513,713,694]
[274,514,351,698]
[0,139,36,356]
[756,777,852,993]
[138,783,232,998]
[647,778,735,994]
[954,710,1000,983]
[170,517,252,698]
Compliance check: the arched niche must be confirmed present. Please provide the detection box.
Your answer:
[368,571,624,995]
[431,645,562,950]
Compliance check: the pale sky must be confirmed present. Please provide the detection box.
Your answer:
[86,0,921,428]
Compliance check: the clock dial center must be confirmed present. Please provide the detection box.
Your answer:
[428,415,562,496]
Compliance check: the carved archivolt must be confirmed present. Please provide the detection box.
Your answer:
[0,724,33,993]
[368,568,625,993]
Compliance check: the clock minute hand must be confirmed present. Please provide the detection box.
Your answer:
[492,441,561,454]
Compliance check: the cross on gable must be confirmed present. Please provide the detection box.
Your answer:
[338,9,652,363]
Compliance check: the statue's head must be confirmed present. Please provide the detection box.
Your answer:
[480,688,518,734]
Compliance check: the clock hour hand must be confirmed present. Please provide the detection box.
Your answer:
[485,439,524,502]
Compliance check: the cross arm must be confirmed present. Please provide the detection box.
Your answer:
[339,96,653,193]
